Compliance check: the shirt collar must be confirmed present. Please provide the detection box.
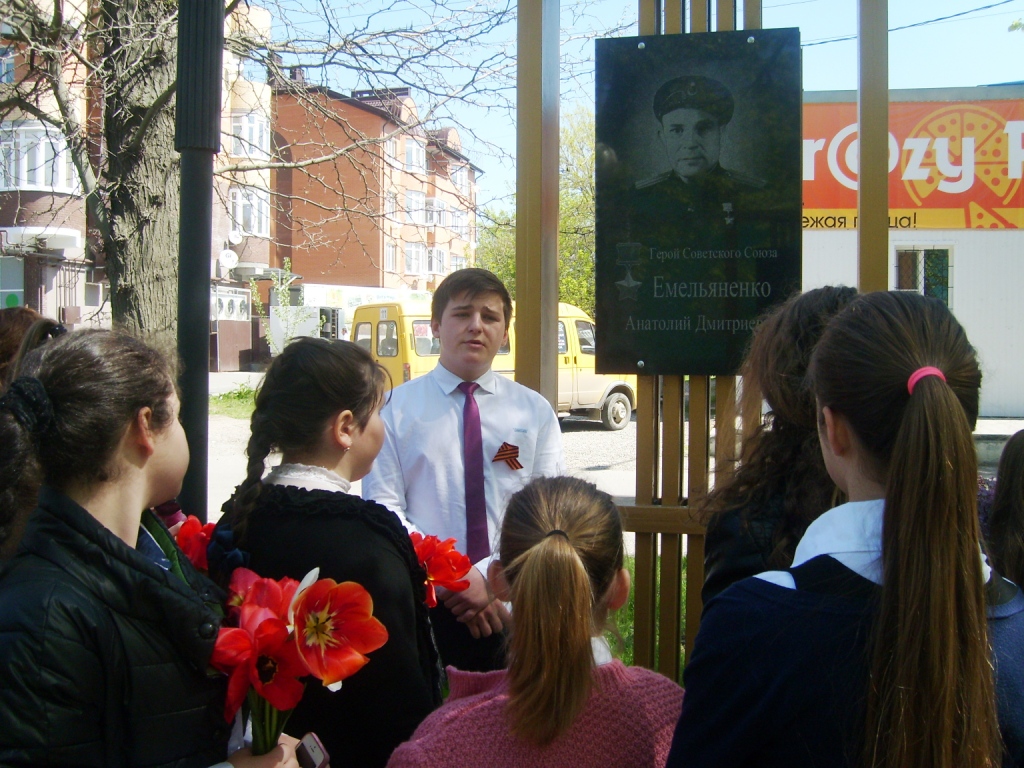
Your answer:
[432,362,497,396]
[791,498,991,586]
[264,463,352,494]
[792,500,884,566]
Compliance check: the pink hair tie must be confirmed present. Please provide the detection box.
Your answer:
[907,366,946,395]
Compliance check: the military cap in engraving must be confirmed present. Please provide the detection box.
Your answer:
[652,75,734,124]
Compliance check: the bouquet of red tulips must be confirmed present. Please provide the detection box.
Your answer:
[210,567,388,755]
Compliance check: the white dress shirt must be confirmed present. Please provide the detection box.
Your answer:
[757,498,991,589]
[362,363,565,570]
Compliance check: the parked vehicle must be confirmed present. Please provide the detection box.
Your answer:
[350,301,636,430]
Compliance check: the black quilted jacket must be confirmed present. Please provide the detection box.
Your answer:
[0,487,231,767]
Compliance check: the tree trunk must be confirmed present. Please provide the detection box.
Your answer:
[101,0,182,352]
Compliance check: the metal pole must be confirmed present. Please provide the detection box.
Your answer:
[175,0,223,521]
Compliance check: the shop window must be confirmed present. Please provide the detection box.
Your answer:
[896,247,951,306]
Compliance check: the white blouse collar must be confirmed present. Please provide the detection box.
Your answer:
[263,463,352,494]
[759,498,991,587]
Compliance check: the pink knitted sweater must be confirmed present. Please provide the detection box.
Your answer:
[387,661,684,768]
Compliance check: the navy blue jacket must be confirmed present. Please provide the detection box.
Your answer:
[667,555,1024,768]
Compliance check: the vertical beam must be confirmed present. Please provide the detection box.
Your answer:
[685,375,710,660]
[639,0,658,35]
[714,376,737,484]
[858,0,889,292]
[691,0,710,33]
[665,0,683,35]
[743,0,762,29]
[658,376,684,678]
[632,374,660,668]
[515,0,559,405]
[716,0,736,31]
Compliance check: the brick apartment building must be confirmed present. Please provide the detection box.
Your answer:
[0,4,273,349]
[272,83,479,292]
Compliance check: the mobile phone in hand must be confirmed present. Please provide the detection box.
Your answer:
[296,732,330,768]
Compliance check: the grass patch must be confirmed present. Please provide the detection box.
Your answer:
[209,384,257,420]
[606,553,688,681]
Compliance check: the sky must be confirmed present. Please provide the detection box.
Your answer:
[467,0,1024,206]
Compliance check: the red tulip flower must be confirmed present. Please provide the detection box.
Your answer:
[410,532,472,608]
[292,579,389,687]
[227,567,300,621]
[211,603,307,723]
[175,515,217,572]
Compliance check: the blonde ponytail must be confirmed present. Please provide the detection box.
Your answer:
[499,477,624,746]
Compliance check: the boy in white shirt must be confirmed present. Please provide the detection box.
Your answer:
[362,268,565,670]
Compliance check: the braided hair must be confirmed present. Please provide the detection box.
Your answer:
[229,337,388,541]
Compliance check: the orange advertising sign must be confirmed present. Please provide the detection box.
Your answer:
[803,98,1024,229]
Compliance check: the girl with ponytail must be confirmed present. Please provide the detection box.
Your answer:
[214,337,441,768]
[388,476,684,768]
[666,291,1024,768]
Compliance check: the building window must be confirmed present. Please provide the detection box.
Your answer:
[427,247,446,274]
[384,242,397,272]
[895,247,951,305]
[383,137,398,164]
[425,198,446,227]
[405,140,426,174]
[0,122,80,193]
[229,186,271,238]
[384,191,398,220]
[451,254,467,272]
[230,112,270,159]
[404,242,425,275]
[450,164,469,194]
[0,48,13,84]
[450,210,468,238]
[0,256,25,308]
[405,190,425,225]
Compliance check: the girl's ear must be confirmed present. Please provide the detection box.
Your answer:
[132,407,157,458]
[822,406,852,458]
[330,409,357,451]
[487,561,511,602]
[605,568,631,611]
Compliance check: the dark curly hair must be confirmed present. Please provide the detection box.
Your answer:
[989,429,1024,586]
[702,286,857,568]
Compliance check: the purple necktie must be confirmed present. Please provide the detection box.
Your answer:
[458,381,488,562]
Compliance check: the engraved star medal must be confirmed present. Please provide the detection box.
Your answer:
[493,442,523,470]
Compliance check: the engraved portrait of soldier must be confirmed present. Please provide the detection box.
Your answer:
[630,74,767,256]
[594,30,803,376]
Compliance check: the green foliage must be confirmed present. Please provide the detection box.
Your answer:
[475,105,597,317]
[209,384,257,420]
[606,553,689,681]
[1011,18,1023,31]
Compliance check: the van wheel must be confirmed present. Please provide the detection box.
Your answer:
[601,393,631,431]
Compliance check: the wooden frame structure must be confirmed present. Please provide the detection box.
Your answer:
[611,0,762,683]
[514,0,890,679]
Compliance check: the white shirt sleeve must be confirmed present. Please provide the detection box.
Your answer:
[361,406,423,536]
[532,402,566,477]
